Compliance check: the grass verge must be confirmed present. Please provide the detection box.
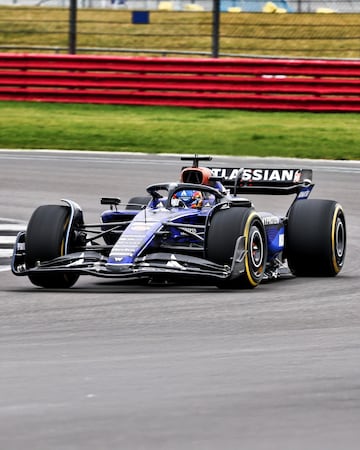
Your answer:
[0,101,359,160]
[1,8,360,58]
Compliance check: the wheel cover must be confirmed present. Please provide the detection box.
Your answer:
[244,215,266,287]
[332,207,346,272]
[249,228,264,273]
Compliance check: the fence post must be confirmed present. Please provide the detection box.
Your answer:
[212,0,220,58]
[69,0,77,54]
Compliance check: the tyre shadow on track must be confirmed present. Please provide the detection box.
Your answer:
[6,273,354,295]
[6,278,289,295]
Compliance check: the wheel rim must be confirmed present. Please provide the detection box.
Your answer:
[249,226,264,276]
[335,216,345,260]
[331,206,346,274]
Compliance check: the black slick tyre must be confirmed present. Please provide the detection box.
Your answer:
[25,205,79,288]
[286,199,346,277]
[206,207,267,289]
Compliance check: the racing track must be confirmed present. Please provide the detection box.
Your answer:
[0,150,359,450]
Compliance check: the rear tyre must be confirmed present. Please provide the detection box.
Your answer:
[286,199,346,277]
[206,207,267,289]
[25,205,80,288]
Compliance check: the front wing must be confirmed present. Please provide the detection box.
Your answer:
[12,231,247,282]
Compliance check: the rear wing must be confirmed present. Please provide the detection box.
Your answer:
[209,167,313,195]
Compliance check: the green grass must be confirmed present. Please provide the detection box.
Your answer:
[1,101,359,160]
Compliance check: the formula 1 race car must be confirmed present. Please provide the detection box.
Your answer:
[12,155,346,289]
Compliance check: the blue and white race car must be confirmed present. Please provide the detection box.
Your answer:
[12,155,346,289]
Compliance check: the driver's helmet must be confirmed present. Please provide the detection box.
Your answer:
[171,190,203,208]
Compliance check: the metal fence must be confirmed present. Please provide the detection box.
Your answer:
[1,1,360,11]
[1,1,360,58]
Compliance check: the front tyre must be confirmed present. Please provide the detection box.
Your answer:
[25,205,80,288]
[286,199,346,277]
[206,207,267,289]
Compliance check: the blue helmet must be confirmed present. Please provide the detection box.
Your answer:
[172,190,203,208]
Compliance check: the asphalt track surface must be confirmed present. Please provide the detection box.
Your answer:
[0,150,359,450]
